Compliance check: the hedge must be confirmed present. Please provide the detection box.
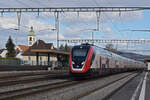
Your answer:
[0,57,20,60]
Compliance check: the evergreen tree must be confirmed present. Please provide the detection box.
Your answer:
[59,44,64,50]
[64,44,70,52]
[105,44,114,50]
[5,36,16,57]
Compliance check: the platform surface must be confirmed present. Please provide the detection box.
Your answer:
[109,71,150,100]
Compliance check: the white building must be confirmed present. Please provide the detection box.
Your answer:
[16,26,36,59]
[0,49,7,57]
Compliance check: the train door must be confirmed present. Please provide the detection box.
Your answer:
[106,58,110,73]
[148,63,150,71]
[99,56,108,75]
[99,56,102,74]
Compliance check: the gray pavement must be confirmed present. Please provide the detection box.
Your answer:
[145,71,150,100]
[109,71,150,100]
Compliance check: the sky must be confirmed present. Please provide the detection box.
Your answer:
[0,0,150,8]
[0,0,150,55]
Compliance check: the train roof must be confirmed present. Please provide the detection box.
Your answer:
[73,43,144,64]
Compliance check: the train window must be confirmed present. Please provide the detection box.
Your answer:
[72,49,88,57]
[102,64,106,72]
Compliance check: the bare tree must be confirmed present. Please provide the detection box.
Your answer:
[105,44,114,50]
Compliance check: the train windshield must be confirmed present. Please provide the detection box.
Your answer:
[72,49,88,57]
[71,45,90,69]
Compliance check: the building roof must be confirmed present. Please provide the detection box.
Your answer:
[22,40,69,56]
[144,57,150,61]
[30,40,53,50]
[28,26,35,36]
[17,45,30,52]
[22,40,57,56]
[31,49,70,55]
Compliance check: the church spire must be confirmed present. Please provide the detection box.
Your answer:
[28,26,36,46]
[28,26,35,36]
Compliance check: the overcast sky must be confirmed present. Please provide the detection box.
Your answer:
[0,0,150,55]
[0,0,149,8]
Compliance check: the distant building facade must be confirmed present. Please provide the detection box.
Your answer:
[15,27,69,66]
[16,26,35,59]
[22,40,57,65]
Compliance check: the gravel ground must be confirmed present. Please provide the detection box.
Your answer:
[15,72,133,100]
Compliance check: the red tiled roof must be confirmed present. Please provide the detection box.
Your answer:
[18,45,30,52]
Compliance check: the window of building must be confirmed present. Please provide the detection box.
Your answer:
[40,56,42,61]
[29,37,32,41]
[40,56,42,65]
[29,42,32,45]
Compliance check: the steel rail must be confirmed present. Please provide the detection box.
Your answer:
[0,73,70,87]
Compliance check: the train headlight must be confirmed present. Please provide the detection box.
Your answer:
[81,61,85,65]
[72,61,75,65]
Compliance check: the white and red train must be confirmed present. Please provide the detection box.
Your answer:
[69,43,146,76]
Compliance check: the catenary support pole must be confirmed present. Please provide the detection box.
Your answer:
[17,11,21,30]
[55,12,59,49]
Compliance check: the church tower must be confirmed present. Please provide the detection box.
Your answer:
[28,26,36,46]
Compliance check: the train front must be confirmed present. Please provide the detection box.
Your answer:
[69,44,93,75]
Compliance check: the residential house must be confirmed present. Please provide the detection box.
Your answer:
[16,45,30,59]
[0,49,7,57]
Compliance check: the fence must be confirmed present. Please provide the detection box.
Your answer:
[0,59,21,65]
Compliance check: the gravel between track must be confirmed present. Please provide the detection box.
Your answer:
[0,79,69,94]
[15,72,134,100]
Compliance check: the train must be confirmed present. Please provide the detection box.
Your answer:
[69,43,146,76]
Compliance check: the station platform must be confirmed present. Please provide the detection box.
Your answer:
[109,71,150,100]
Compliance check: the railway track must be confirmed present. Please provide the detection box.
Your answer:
[0,70,68,79]
[73,73,138,100]
[0,73,70,87]
[0,72,139,100]
[0,80,77,100]
[0,72,73,100]
[28,72,138,100]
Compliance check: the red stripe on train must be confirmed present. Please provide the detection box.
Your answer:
[69,49,73,72]
[82,46,93,72]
